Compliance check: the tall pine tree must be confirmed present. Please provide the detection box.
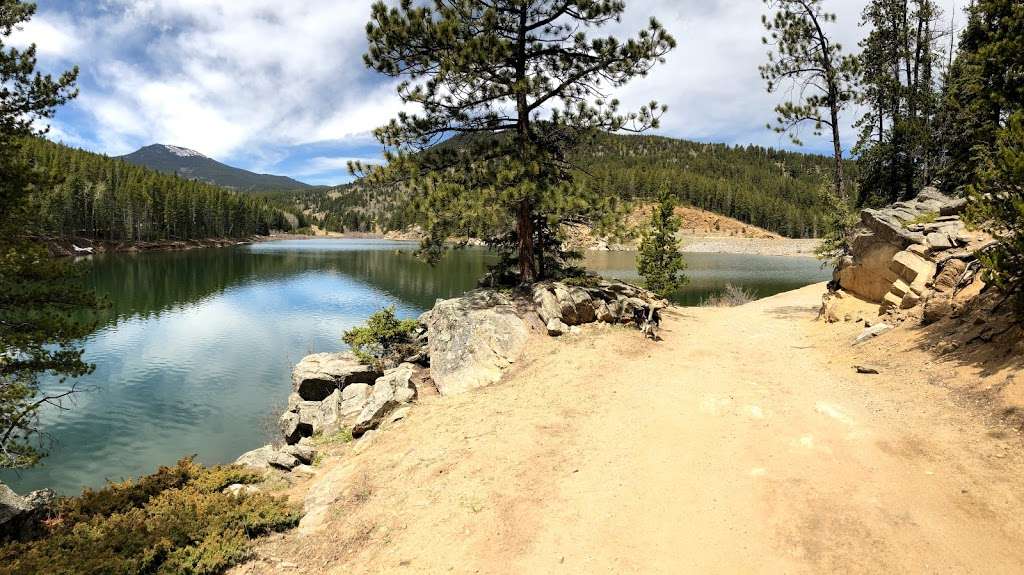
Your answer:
[760,0,858,201]
[0,0,97,468]
[637,187,687,298]
[353,0,675,283]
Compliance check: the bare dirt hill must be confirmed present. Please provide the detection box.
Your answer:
[234,284,1024,574]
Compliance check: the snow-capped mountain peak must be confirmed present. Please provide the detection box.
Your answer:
[161,144,207,158]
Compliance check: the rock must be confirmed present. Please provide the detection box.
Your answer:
[291,464,317,477]
[426,291,530,396]
[292,352,382,401]
[279,411,304,445]
[926,232,955,250]
[881,291,903,312]
[224,483,261,497]
[901,291,922,309]
[940,198,968,217]
[890,250,936,288]
[595,301,615,323]
[569,288,597,323]
[235,445,278,470]
[0,483,31,530]
[352,363,417,436]
[267,451,301,471]
[533,286,562,325]
[281,443,317,465]
[854,365,881,374]
[917,187,953,204]
[552,285,580,325]
[853,322,893,345]
[546,317,569,336]
[836,236,902,301]
[338,383,373,427]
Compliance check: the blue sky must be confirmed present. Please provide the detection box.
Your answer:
[17,0,962,187]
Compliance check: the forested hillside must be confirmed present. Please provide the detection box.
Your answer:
[285,133,853,239]
[22,138,295,242]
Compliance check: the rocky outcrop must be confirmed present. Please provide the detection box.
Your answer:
[834,187,994,324]
[425,291,533,396]
[352,363,417,436]
[291,352,382,401]
[531,279,666,329]
[1,483,54,537]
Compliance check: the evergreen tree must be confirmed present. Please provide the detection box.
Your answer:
[0,0,97,469]
[936,0,1023,196]
[970,112,1024,318]
[637,188,687,298]
[354,0,675,283]
[760,0,858,201]
[855,0,946,205]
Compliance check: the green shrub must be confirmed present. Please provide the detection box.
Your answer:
[637,188,688,298]
[342,307,419,370]
[0,458,300,575]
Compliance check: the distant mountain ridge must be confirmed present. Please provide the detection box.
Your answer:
[120,144,312,192]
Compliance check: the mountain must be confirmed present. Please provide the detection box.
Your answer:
[282,133,856,239]
[120,144,312,192]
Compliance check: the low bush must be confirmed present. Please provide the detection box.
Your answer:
[343,307,419,370]
[702,284,757,307]
[0,457,300,575]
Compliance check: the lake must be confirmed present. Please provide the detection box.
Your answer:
[0,239,829,494]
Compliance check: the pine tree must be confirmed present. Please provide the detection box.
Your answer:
[354,0,675,283]
[637,188,687,298]
[760,0,858,201]
[855,0,946,205]
[0,0,97,468]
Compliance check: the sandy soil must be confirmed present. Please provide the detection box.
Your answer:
[234,283,1024,574]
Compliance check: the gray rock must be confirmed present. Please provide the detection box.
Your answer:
[234,445,278,469]
[917,187,954,205]
[426,291,531,396]
[353,363,417,436]
[861,209,927,247]
[281,443,317,465]
[223,483,261,497]
[546,317,569,336]
[338,383,373,427]
[292,352,382,401]
[279,411,304,445]
[533,286,562,325]
[926,232,955,250]
[0,483,31,529]
[552,284,580,325]
[853,323,893,346]
[940,198,968,217]
[267,451,301,471]
[595,301,615,323]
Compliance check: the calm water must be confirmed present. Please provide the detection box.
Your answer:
[1,240,828,494]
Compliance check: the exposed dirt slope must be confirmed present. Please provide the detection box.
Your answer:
[235,284,1024,574]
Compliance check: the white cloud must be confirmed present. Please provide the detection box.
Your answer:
[295,155,385,177]
[30,0,966,171]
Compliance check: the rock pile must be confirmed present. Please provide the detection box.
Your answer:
[532,279,667,335]
[834,187,993,324]
[239,279,667,475]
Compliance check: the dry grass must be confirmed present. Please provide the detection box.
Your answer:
[702,284,757,307]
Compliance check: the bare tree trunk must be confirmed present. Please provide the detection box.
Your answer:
[514,4,537,284]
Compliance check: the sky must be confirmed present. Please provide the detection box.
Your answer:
[16,0,963,186]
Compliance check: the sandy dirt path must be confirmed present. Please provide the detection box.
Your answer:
[238,283,1024,575]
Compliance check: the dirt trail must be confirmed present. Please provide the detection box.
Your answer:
[238,283,1024,574]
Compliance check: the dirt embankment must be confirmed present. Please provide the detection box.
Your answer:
[563,204,821,257]
[233,283,1024,575]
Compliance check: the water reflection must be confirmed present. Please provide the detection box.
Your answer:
[1,240,827,495]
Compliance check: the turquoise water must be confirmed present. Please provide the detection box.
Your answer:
[0,240,828,495]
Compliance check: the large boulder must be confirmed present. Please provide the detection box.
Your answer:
[235,444,300,471]
[0,483,31,532]
[426,291,531,396]
[353,363,417,436]
[291,352,382,401]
